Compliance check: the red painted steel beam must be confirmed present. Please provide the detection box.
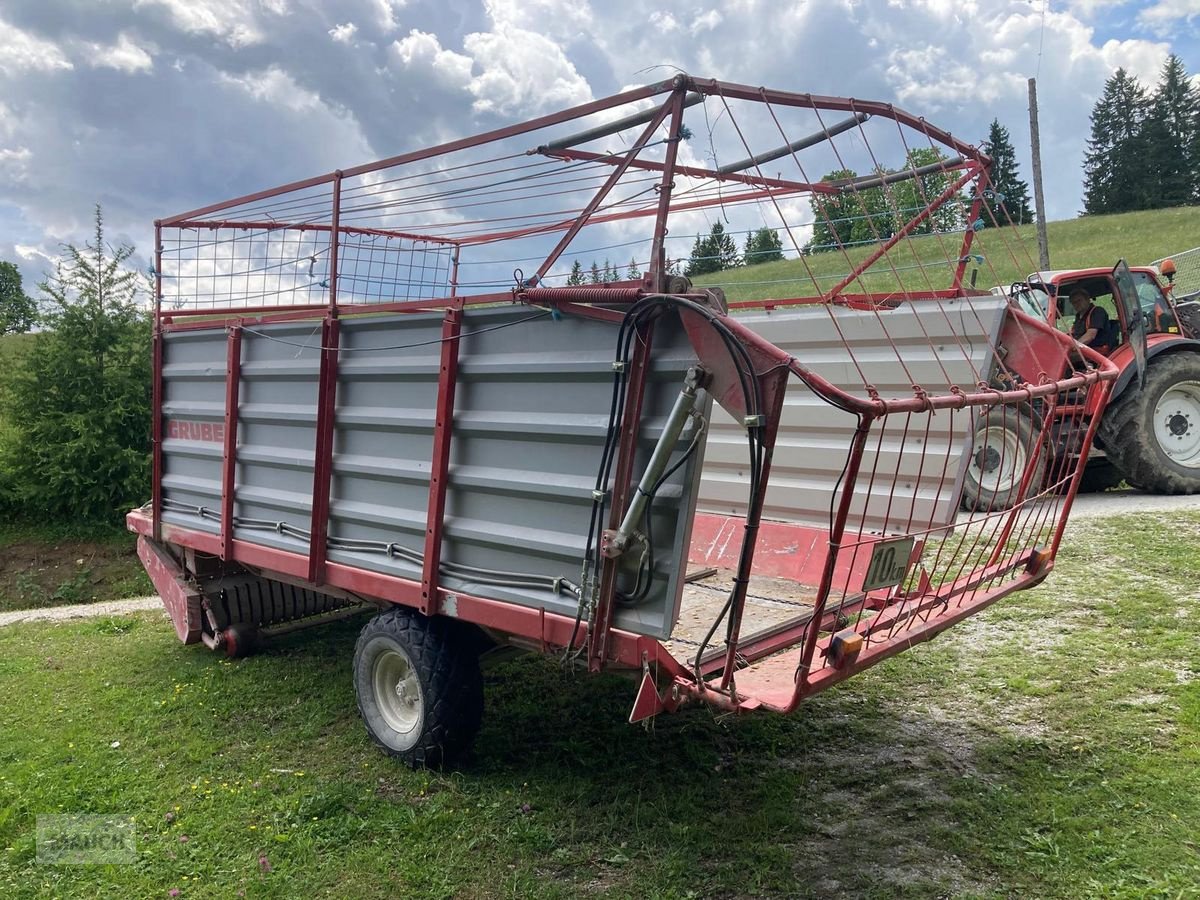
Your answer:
[167,219,461,247]
[822,164,983,301]
[542,148,836,196]
[685,78,991,167]
[161,78,682,225]
[307,316,341,585]
[420,306,462,615]
[648,91,686,291]
[328,172,342,317]
[219,326,242,560]
[137,535,203,644]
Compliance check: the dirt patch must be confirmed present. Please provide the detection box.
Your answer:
[0,538,150,613]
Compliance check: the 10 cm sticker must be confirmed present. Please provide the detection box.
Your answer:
[862,536,915,591]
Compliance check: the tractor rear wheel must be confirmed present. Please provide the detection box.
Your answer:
[354,607,484,768]
[1102,353,1200,494]
[961,405,1047,512]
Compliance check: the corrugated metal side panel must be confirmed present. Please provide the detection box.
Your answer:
[234,323,322,554]
[698,296,1009,534]
[160,329,226,535]
[160,307,709,640]
[327,309,708,639]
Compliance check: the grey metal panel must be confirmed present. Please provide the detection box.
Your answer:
[697,296,1009,535]
[160,329,226,536]
[160,307,710,640]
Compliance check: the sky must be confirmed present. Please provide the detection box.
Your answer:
[0,0,1197,287]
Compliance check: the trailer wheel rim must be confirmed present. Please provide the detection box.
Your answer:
[1153,381,1200,468]
[372,646,423,738]
[971,423,1026,494]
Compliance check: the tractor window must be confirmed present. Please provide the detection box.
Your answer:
[1131,271,1178,334]
[1055,283,1120,348]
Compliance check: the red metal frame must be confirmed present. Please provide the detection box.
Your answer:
[220,326,242,559]
[307,316,341,585]
[420,306,463,615]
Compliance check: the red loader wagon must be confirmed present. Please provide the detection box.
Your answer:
[129,75,1117,766]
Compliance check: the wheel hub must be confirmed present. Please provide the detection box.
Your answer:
[1153,381,1200,468]
[373,646,422,737]
[975,446,1001,473]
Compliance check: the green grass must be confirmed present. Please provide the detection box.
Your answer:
[0,511,1197,898]
[697,205,1200,304]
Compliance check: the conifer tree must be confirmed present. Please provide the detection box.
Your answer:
[982,120,1033,225]
[1083,68,1151,214]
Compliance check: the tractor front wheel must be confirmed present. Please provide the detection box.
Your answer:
[1102,354,1200,494]
[353,607,484,768]
[961,406,1047,512]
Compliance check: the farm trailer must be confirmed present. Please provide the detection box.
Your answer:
[128,75,1117,765]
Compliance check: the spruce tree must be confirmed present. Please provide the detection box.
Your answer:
[566,260,584,285]
[0,206,151,521]
[1142,54,1198,209]
[982,120,1033,225]
[1083,68,1151,214]
[0,261,37,334]
[744,227,784,265]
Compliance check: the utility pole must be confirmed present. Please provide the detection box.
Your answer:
[1028,77,1050,269]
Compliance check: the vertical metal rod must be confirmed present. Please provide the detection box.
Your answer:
[328,172,342,317]
[952,183,987,291]
[151,221,164,543]
[449,244,461,298]
[647,88,687,292]
[589,319,656,672]
[792,415,874,705]
[219,327,243,560]
[307,316,340,585]
[421,306,463,615]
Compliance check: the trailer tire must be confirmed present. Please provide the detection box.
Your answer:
[354,607,483,768]
[961,405,1046,512]
[1102,353,1200,495]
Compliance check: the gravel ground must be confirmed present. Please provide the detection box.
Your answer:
[3,490,1198,629]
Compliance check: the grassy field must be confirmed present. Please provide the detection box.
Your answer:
[696,205,1200,304]
[0,511,1197,898]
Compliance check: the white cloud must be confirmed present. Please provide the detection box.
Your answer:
[1138,0,1200,34]
[391,29,473,91]
[690,10,723,35]
[371,0,408,32]
[484,0,594,39]
[462,26,592,115]
[91,33,155,74]
[132,0,265,48]
[391,24,592,117]
[0,20,73,75]
[329,22,358,44]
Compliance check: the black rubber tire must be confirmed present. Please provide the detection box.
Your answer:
[961,405,1047,512]
[1077,456,1126,493]
[1100,353,1200,495]
[353,607,483,768]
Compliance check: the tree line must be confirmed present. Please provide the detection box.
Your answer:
[1083,54,1200,215]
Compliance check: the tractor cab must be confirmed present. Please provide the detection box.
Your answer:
[1030,266,1184,356]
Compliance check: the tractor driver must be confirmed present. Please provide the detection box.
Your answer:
[1068,288,1111,354]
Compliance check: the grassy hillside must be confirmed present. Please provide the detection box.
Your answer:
[0,332,35,367]
[695,205,1200,304]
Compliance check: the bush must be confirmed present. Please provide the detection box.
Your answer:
[0,207,151,523]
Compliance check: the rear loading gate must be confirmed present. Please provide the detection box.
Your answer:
[131,75,1116,765]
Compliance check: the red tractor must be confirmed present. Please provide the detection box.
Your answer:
[967,260,1200,507]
